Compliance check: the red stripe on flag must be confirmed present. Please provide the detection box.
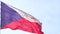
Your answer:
[3,18,44,34]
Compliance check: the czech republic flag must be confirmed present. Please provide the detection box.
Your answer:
[1,1,44,34]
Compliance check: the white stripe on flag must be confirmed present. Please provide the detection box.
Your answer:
[8,4,42,25]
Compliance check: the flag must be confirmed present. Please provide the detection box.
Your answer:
[1,1,44,34]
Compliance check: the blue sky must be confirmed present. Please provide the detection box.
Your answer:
[1,0,60,34]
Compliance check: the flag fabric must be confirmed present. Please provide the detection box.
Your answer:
[1,2,44,34]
